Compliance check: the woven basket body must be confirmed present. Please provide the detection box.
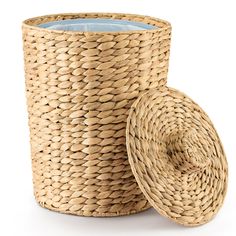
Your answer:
[22,13,171,216]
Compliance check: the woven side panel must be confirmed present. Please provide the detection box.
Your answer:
[23,13,171,216]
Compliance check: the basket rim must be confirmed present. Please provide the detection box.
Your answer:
[22,12,171,35]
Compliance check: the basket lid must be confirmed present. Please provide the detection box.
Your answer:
[126,87,228,226]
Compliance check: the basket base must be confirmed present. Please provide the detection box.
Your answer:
[35,198,151,217]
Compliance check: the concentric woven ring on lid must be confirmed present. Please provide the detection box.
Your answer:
[126,87,228,226]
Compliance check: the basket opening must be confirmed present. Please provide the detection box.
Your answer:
[38,18,157,32]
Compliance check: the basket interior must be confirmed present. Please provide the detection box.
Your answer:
[38,18,157,31]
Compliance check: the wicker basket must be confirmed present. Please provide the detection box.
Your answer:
[22,13,171,217]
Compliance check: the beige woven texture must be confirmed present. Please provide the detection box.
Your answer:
[126,87,228,226]
[22,13,171,216]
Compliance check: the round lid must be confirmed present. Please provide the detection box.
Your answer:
[126,87,228,226]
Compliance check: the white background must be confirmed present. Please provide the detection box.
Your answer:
[0,0,235,235]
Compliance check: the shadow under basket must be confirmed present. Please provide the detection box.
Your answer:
[22,13,171,216]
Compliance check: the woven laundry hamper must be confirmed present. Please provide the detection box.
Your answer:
[22,13,171,216]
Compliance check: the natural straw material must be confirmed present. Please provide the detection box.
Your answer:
[22,13,171,216]
[126,87,228,226]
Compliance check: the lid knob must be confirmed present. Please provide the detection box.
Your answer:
[166,130,211,174]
